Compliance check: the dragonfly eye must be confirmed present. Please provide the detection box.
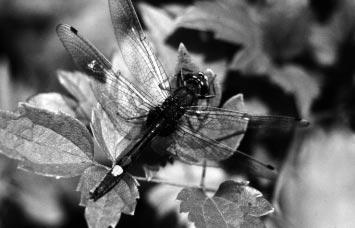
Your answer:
[180,72,212,97]
[196,72,210,97]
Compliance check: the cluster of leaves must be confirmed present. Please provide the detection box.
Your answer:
[0,77,139,227]
[0,37,274,228]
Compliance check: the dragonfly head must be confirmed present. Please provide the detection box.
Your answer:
[180,72,214,99]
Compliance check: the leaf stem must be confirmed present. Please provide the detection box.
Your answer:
[133,175,217,192]
[200,159,207,192]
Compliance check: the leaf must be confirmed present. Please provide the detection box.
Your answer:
[147,161,243,225]
[261,2,310,62]
[222,94,246,112]
[0,103,94,177]
[176,0,260,71]
[57,70,97,121]
[176,0,255,46]
[77,165,139,228]
[90,104,131,162]
[175,43,200,75]
[269,65,320,117]
[177,180,274,228]
[28,92,78,117]
[140,2,227,83]
[219,94,247,151]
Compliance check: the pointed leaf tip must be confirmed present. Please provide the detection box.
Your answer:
[178,42,187,51]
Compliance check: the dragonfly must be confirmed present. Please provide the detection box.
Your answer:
[56,0,309,201]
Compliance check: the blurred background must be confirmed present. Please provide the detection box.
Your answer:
[1,0,355,227]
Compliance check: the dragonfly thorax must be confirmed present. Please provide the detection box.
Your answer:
[179,72,210,98]
[146,87,196,135]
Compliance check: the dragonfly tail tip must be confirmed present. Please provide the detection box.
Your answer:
[297,118,310,127]
[89,191,100,202]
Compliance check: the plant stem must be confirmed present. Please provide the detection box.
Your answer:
[133,175,217,192]
[200,159,207,192]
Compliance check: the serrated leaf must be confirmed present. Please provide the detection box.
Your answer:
[147,161,237,225]
[177,180,273,228]
[28,92,78,117]
[0,103,94,177]
[77,165,139,228]
[57,70,97,121]
[176,0,260,71]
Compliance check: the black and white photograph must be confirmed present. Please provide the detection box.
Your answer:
[0,0,354,227]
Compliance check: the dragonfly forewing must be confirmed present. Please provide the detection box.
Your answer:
[109,0,171,104]
[56,24,155,138]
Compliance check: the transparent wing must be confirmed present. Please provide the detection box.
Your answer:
[159,106,306,177]
[109,0,170,103]
[184,106,308,133]
[181,107,249,151]
[156,126,275,178]
[166,125,235,162]
[56,24,152,136]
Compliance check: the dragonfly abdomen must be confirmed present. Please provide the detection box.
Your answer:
[89,165,124,201]
[90,122,162,201]
[90,88,197,201]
